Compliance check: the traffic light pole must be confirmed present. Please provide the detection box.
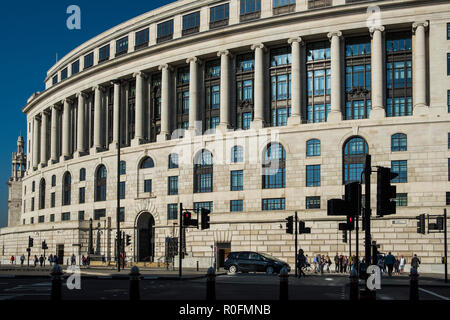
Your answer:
[364,155,372,266]
[179,202,183,279]
[295,212,298,278]
[445,209,448,283]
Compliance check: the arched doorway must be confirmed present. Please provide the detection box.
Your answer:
[136,212,155,262]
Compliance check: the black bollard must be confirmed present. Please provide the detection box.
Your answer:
[206,267,216,301]
[279,267,288,301]
[349,267,359,300]
[51,264,63,301]
[409,267,419,301]
[129,266,141,301]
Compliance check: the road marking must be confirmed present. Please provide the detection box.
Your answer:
[419,288,450,300]
[324,278,333,281]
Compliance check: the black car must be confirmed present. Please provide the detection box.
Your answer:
[224,251,291,274]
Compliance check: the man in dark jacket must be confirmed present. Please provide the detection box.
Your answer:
[385,252,395,277]
[296,249,307,278]
[411,254,421,270]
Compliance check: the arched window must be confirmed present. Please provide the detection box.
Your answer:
[306,139,321,157]
[262,143,286,189]
[79,168,86,181]
[194,149,213,193]
[391,133,407,152]
[140,157,155,169]
[95,165,107,202]
[62,172,71,206]
[169,153,179,169]
[231,146,244,163]
[39,178,45,210]
[343,136,368,184]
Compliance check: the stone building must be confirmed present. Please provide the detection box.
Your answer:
[1,0,449,273]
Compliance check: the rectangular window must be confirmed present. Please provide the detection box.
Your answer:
[61,212,71,221]
[30,217,34,224]
[38,216,45,223]
[120,181,126,199]
[391,160,407,183]
[51,192,55,208]
[52,75,58,85]
[448,158,450,181]
[52,175,56,186]
[168,204,178,220]
[168,176,178,195]
[157,20,174,43]
[71,60,80,75]
[120,161,126,175]
[61,68,68,81]
[79,187,85,204]
[306,196,320,209]
[241,0,261,15]
[78,211,85,221]
[447,192,450,206]
[448,53,450,75]
[231,170,244,191]
[306,165,321,187]
[230,200,244,212]
[144,179,152,193]
[210,3,229,26]
[182,11,200,36]
[31,197,34,211]
[395,193,408,207]
[116,37,128,56]
[262,198,285,211]
[194,202,213,213]
[94,209,106,220]
[274,0,295,7]
[50,214,55,222]
[84,52,94,69]
[99,44,110,62]
[448,23,450,40]
[119,207,125,222]
[169,154,179,169]
[135,29,149,49]
[448,90,450,113]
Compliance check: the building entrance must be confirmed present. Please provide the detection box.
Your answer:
[136,212,155,262]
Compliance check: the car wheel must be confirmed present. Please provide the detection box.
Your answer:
[266,266,274,275]
[228,265,238,274]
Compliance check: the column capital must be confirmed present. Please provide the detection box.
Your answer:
[217,50,232,58]
[133,71,148,79]
[251,43,266,52]
[41,109,50,117]
[288,37,303,45]
[63,98,73,105]
[186,56,202,64]
[76,92,88,99]
[369,25,385,36]
[327,31,343,41]
[412,21,429,32]
[158,64,173,72]
[92,85,105,92]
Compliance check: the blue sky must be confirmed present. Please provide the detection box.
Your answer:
[0,0,175,227]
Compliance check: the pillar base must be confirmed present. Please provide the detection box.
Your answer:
[287,115,302,126]
[369,107,385,120]
[74,151,88,158]
[216,123,232,134]
[250,119,264,130]
[188,127,201,137]
[157,132,170,143]
[327,111,342,123]
[413,104,429,116]
[60,155,72,162]
[50,158,59,165]
[131,138,143,147]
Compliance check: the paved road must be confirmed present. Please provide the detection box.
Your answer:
[0,272,448,301]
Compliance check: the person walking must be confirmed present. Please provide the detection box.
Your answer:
[20,254,25,266]
[39,255,44,267]
[319,255,325,275]
[411,254,421,271]
[325,255,331,273]
[48,254,53,266]
[334,254,339,273]
[53,255,58,265]
[400,256,406,274]
[296,249,307,278]
[385,252,395,277]
[394,256,400,275]
[339,255,344,273]
[10,255,14,265]
[313,255,318,273]
[33,255,38,267]
[71,254,76,265]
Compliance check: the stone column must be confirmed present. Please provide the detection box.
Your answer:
[40,111,48,166]
[187,57,200,134]
[93,85,103,151]
[157,64,172,142]
[61,98,71,160]
[110,81,121,149]
[50,105,59,163]
[327,31,343,122]
[251,43,266,129]
[287,37,303,126]
[413,21,429,115]
[217,50,232,131]
[32,116,40,169]
[76,92,87,155]
[132,72,145,146]
[370,26,386,119]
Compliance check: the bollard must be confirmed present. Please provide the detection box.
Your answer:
[279,267,289,301]
[50,264,63,301]
[206,267,216,301]
[409,267,419,301]
[129,266,141,301]
[349,267,359,300]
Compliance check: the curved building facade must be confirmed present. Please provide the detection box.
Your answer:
[1,0,450,272]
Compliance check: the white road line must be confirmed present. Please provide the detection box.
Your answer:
[419,288,450,300]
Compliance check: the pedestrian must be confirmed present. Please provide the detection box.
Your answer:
[343,256,348,273]
[334,253,339,273]
[385,252,395,277]
[313,255,318,273]
[325,255,331,273]
[10,255,14,265]
[53,255,58,265]
[394,256,400,275]
[20,254,25,266]
[33,255,38,267]
[400,256,406,274]
[296,249,307,278]
[39,255,44,267]
[319,255,325,274]
[339,255,344,273]
[71,254,76,265]
[87,255,91,267]
[82,255,86,266]
[48,254,53,266]
[411,254,421,271]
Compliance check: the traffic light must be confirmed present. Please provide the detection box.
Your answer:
[299,221,311,234]
[345,182,361,216]
[126,234,131,246]
[342,230,347,243]
[41,241,48,250]
[201,208,211,230]
[183,211,198,227]
[376,167,398,216]
[416,214,426,234]
[437,216,444,231]
[286,216,293,234]
[28,237,34,248]
[346,215,355,231]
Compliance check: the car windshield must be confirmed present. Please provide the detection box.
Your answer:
[260,253,277,261]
